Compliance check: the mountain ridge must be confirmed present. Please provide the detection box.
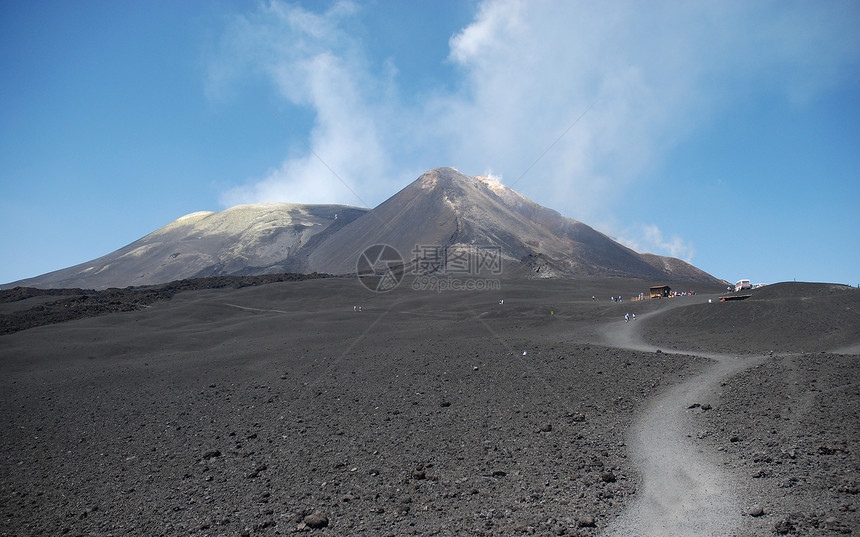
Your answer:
[10,203,367,289]
[7,168,723,289]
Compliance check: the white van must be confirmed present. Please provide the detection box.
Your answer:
[734,279,751,292]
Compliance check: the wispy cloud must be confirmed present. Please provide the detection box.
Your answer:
[616,224,696,263]
[209,1,403,208]
[208,0,860,258]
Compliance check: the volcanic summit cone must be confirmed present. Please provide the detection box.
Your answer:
[8,168,719,289]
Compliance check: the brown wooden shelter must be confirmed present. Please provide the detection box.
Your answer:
[649,285,671,298]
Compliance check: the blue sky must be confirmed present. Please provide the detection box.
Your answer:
[2,0,858,286]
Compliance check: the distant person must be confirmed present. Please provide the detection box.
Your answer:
[632,313,636,321]
[624,313,629,323]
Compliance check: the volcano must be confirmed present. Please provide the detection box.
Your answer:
[8,168,721,289]
[9,203,367,289]
[306,167,718,282]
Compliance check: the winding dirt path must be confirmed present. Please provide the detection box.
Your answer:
[598,305,765,537]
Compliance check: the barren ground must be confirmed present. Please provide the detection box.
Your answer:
[1,278,858,536]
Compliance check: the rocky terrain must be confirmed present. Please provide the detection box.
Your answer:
[1,278,857,536]
[642,283,860,354]
[0,273,331,335]
[700,351,859,535]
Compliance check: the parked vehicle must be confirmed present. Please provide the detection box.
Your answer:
[734,279,752,292]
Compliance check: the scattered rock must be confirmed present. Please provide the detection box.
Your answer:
[774,518,794,534]
[254,519,275,530]
[578,515,596,527]
[748,505,765,517]
[823,517,851,533]
[303,512,329,529]
[837,484,860,494]
[539,423,553,432]
[202,449,221,460]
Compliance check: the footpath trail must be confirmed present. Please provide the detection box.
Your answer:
[597,302,765,537]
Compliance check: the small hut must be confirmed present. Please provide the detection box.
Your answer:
[649,285,671,298]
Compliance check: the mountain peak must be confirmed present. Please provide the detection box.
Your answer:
[10,203,369,289]
[306,168,720,282]
[9,167,722,288]
[415,167,468,191]
[411,167,523,209]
